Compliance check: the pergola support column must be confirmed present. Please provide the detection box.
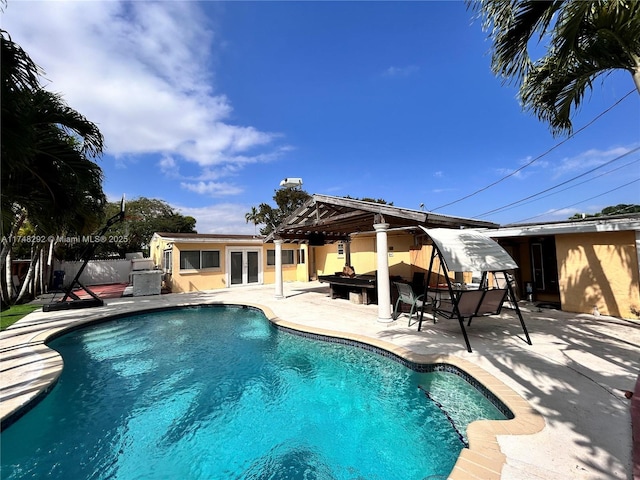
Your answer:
[374,222,392,322]
[274,239,284,299]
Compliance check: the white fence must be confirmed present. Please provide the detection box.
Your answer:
[53,258,136,287]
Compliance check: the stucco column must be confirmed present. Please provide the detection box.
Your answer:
[274,239,284,299]
[374,223,392,322]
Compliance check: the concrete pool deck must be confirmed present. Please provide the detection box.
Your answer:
[1,281,638,479]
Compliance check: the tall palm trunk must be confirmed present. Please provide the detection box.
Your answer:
[2,247,12,306]
[0,210,26,278]
[0,212,26,305]
[14,244,42,304]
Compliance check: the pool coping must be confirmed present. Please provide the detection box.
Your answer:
[1,300,545,480]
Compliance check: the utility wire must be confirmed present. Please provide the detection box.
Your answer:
[474,157,640,218]
[512,178,640,224]
[431,89,636,212]
[473,147,640,218]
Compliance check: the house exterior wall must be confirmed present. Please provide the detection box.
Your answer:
[410,242,452,284]
[310,244,332,275]
[556,231,640,318]
[262,244,303,285]
[149,223,640,320]
[311,232,414,280]
[296,244,310,282]
[149,236,170,269]
[170,241,230,293]
[350,236,377,274]
[149,236,305,293]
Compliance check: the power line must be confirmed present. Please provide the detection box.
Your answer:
[512,178,640,224]
[474,157,640,218]
[431,89,636,212]
[473,148,640,218]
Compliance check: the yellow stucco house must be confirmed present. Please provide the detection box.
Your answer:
[485,215,640,319]
[149,196,640,320]
[149,232,309,293]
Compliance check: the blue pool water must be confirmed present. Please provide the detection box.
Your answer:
[1,306,507,479]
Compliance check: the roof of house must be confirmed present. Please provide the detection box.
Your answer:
[485,213,640,238]
[152,232,264,243]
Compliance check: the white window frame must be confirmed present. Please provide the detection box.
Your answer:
[163,249,173,274]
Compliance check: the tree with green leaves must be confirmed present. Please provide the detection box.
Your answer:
[1,29,106,304]
[57,197,197,259]
[468,0,640,135]
[247,188,311,236]
[343,196,394,205]
[569,203,640,219]
[245,206,260,235]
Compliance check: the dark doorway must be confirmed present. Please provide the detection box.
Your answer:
[530,237,559,296]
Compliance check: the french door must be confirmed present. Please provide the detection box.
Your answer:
[228,248,261,286]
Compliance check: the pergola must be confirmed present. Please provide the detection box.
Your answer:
[267,194,499,321]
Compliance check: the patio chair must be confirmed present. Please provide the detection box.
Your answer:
[410,271,425,295]
[434,288,508,322]
[392,282,431,326]
[467,288,508,325]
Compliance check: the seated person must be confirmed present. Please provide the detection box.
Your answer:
[342,265,356,278]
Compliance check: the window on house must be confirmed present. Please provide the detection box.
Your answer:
[337,243,345,258]
[180,251,200,270]
[163,249,172,273]
[298,248,305,264]
[267,249,295,266]
[202,250,220,269]
[180,250,221,270]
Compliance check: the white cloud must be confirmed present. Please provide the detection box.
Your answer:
[2,1,284,194]
[158,156,179,177]
[545,208,579,218]
[192,165,241,182]
[494,167,532,180]
[174,203,257,234]
[383,65,419,77]
[431,188,457,194]
[494,155,545,180]
[180,181,244,197]
[552,146,634,178]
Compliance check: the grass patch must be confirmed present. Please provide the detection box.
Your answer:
[1,304,41,330]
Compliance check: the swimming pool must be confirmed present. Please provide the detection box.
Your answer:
[1,305,508,479]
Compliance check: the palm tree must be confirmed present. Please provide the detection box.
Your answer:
[1,29,106,304]
[468,0,640,135]
[247,188,311,236]
[245,206,260,234]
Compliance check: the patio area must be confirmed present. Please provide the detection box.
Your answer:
[1,280,638,479]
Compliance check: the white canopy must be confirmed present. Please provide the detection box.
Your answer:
[420,227,518,272]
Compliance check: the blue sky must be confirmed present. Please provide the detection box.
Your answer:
[4,1,639,233]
